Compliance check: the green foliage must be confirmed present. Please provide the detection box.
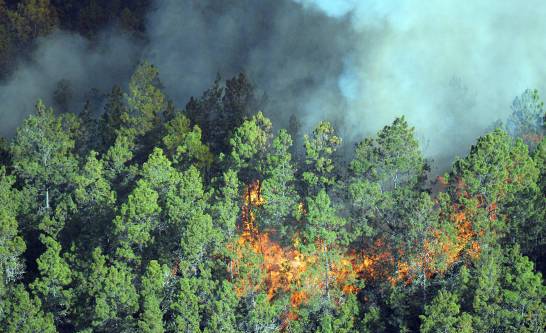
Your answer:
[0,0,148,76]
[212,169,240,245]
[102,133,137,184]
[138,260,168,333]
[114,179,161,263]
[289,293,358,333]
[316,294,359,333]
[123,61,165,137]
[1,63,545,333]
[223,73,262,128]
[30,234,72,322]
[100,85,127,150]
[186,73,262,154]
[0,167,25,292]
[11,100,77,212]
[453,128,538,206]
[468,246,546,332]
[162,164,218,272]
[399,193,441,290]
[72,151,117,249]
[204,281,239,333]
[303,121,342,193]
[351,117,425,191]
[8,0,58,44]
[259,129,299,237]
[348,117,428,256]
[229,111,273,179]
[0,284,56,333]
[236,292,283,333]
[169,277,202,332]
[304,189,349,298]
[76,248,139,332]
[451,129,540,248]
[419,290,472,333]
[185,75,225,153]
[140,147,178,197]
[304,189,347,247]
[162,113,213,170]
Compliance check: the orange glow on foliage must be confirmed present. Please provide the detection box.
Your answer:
[230,179,486,323]
[233,181,317,303]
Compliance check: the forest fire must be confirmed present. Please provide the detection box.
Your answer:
[230,179,487,312]
[232,180,318,304]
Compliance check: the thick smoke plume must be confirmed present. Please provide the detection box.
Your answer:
[1,0,545,167]
[296,0,546,164]
[0,0,354,137]
[143,0,354,130]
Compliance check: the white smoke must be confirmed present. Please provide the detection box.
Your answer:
[293,0,546,164]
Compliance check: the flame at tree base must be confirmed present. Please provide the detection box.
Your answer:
[229,179,488,323]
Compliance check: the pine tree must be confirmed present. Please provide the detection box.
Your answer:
[30,234,73,324]
[185,75,225,153]
[100,85,127,150]
[162,113,213,171]
[419,290,472,333]
[113,179,161,264]
[169,277,203,332]
[0,284,56,333]
[75,248,139,332]
[506,89,545,150]
[259,129,299,239]
[236,292,283,333]
[72,151,117,251]
[123,61,165,138]
[204,281,239,333]
[467,246,546,332]
[304,189,349,299]
[229,111,273,181]
[303,121,342,195]
[0,167,25,299]
[11,100,77,214]
[138,260,168,333]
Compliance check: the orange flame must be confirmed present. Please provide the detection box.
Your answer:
[230,179,487,324]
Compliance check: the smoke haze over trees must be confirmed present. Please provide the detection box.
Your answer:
[2,0,546,166]
[0,1,545,332]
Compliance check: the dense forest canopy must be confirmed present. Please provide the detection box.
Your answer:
[0,60,544,332]
[0,1,545,333]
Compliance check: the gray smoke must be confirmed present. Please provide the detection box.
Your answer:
[144,0,355,130]
[0,0,354,138]
[1,0,545,168]
[294,0,546,164]
[0,29,142,136]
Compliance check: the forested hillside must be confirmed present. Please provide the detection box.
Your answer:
[0,60,545,332]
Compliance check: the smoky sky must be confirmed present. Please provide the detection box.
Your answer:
[0,0,354,136]
[1,0,545,168]
[296,0,546,163]
[144,0,355,130]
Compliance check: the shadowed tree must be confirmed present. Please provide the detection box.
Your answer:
[506,89,545,150]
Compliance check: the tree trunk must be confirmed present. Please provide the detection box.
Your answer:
[45,188,50,209]
[323,243,330,300]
